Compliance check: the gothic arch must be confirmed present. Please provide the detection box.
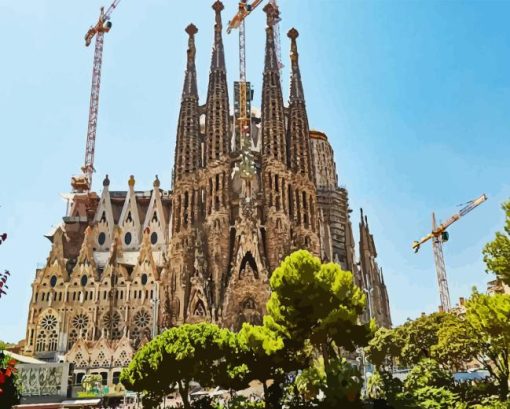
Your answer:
[239,252,258,278]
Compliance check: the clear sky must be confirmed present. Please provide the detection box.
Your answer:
[1,0,509,343]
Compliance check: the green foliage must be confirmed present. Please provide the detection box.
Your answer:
[433,312,479,371]
[404,359,453,392]
[81,374,102,393]
[409,386,460,409]
[267,250,371,358]
[0,341,14,351]
[398,312,446,367]
[365,327,402,370]
[226,396,265,409]
[293,357,362,408]
[464,291,510,400]
[483,200,510,286]
[366,370,403,402]
[121,323,243,409]
[472,397,510,409]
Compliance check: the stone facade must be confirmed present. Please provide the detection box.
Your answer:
[23,1,391,386]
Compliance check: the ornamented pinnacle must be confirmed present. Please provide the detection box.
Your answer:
[263,3,278,26]
[212,1,224,13]
[288,28,299,63]
[185,23,198,37]
[153,175,160,188]
[128,175,135,188]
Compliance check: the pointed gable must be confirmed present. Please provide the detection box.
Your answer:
[143,176,167,250]
[94,175,115,251]
[119,175,141,250]
[72,226,97,281]
[37,226,68,285]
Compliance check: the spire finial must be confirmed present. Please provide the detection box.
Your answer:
[263,2,278,27]
[153,175,160,188]
[185,23,198,37]
[128,175,135,188]
[212,1,224,13]
[103,174,110,187]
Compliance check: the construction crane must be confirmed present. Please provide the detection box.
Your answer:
[71,0,122,193]
[227,0,264,82]
[227,0,283,154]
[226,0,283,81]
[412,194,488,311]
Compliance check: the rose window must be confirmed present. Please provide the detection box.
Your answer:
[102,311,123,339]
[40,315,58,331]
[72,313,89,330]
[134,310,151,328]
[102,311,121,329]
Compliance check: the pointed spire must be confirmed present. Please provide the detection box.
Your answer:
[174,24,201,180]
[211,1,226,71]
[287,27,313,179]
[205,2,230,163]
[263,3,280,73]
[288,28,305,103]
[261,3,286,164]
[183,24,198,98]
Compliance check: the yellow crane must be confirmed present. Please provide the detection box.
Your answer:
[412,194,487,311]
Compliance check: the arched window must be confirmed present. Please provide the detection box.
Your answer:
[36,330,46,352]
[193,300,206,317]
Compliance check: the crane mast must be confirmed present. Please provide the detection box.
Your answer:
[432,212,451,311]
[71,0,121,193]
[412,194,487,311]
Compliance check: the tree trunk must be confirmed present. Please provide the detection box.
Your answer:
[178,380,191,409]
[321,342,330,370]
[498,373,509,401]
[263,380,269,409]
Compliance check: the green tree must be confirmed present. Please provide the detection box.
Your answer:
[0,341,14,351]
[266,250,372,368]
[121,323,243,409]
[365,312,446,370]
[237,321,307,408]
[365,327,402,370]
[483,200,510,286]
[436,291,510,401]
[399,312,446,367]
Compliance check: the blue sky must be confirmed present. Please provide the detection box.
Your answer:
[1,0,509,343]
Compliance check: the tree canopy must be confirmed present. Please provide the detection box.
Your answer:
[266,250,372,365]
[483,200,510,286]
[121,323,242,409]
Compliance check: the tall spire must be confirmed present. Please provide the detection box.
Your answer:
[261,3,286,164]
[211,1,226,70]
[287,28,313,180]
[205,1,230,163]
[183,24,198,98]
[174,24,201,181]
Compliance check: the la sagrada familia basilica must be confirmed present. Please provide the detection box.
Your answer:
[23,2,391,386]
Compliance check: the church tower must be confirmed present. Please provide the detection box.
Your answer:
[285,28,320,255]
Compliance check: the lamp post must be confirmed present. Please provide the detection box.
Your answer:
[360,285,374,397]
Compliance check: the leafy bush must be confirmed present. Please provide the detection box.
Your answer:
[404,359,453,392]
[226,395,264,409]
